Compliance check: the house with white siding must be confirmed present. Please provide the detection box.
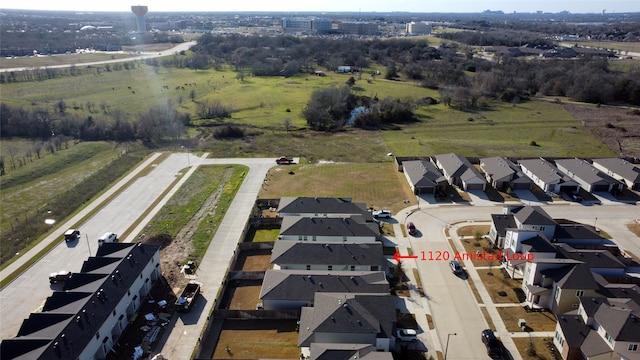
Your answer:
[592,158,640,191]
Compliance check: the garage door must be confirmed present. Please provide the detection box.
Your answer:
[511,182,530,190]
[592,184,609,192]
[417,186,434,194]
[465,183,485,190]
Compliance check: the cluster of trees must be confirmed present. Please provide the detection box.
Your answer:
[1,61,141,83]
[302,85,417,131]
[0,102,189,143]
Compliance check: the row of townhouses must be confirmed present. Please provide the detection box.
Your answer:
[399,153,639,195]
[258,197,398,359]
[1,243,162,360]
[489,205,640,360]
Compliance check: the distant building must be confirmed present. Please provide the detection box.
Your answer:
[282,17,332,34]
[339,21,379,35]
[405,22,431,35]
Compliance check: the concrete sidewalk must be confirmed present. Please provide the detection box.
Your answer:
[0,152,163,284]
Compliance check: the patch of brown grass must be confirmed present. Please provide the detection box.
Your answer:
[477,269,523,303]
[480,307,495,330]
[513,337,560,360]
[228,285,262,310]
[497,307,557,332]
[239,254,272,271]
[213,320,299,359]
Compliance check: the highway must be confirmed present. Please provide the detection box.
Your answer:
[0,41,196,73]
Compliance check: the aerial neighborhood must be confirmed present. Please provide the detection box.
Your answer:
[3,151,639,360]
[1,4,640,360]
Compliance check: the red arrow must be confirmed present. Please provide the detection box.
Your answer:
[393,249,418,262]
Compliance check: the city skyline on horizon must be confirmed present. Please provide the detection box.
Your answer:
[1,0,639,14]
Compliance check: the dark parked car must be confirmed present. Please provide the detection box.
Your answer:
[406,222,417,235]
[449,260,463,274]
[481,329,502,358]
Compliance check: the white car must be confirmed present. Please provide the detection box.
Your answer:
[396,328,418,342]
[373,209,392,218]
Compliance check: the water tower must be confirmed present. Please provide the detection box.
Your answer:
[131,5,148,33]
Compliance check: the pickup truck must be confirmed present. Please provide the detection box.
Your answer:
[49,270,72,284]
[275,156,294,165]
[175,281,201,312]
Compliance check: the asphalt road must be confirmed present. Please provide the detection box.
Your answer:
[0,41,196,73]
[400,199,640,360]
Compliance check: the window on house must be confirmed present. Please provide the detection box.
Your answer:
[312,236,316,241]
[628,344,638,352]
[342,236,347,242]
[576,290,584,297]
[96,332,100,340]
[350,265,355,271]
[306,265,311,270]
[605,333,614,345]
[298,235,303,241]
[303,236,308,241]
[328,265,332,271]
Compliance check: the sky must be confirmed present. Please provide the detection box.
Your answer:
[1,0,639,14]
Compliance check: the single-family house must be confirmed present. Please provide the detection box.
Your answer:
[554,158,624,193]
[519,158,580,194]
[259,270,389,310]
[298,293,396,352]
[433,153,486,191]
[277,197,373,220]
[1,243,161,360]
[278,217,379,243]
[524,260,600,313]
[554,294,640,360]
[489,206,557,248]
[401,160,448,194]
[270,241,383,272]
[479,157,531,191]
[308,343,394,360]
[554,244,627,279]
[592,158,640,191]
[503,230,557,276]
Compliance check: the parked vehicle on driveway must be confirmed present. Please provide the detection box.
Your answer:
[49,270,72,284]
[406,222,417,235]
[63,229,80,242]
[396,328,418,342]
[373,209,392,218]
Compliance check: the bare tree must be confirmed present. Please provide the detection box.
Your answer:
[7,145,17,170]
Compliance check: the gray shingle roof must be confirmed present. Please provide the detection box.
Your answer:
[259,270,389,302]
[280,217,379,238]
[555,158,622,187]
[270,241,383,267]
[556,314,590,347]
[278,197,370,217]
[480,157,516,182]
[555,244,626,269]
[592,158,640,184]
[402,160,447,187]
[434,153,484,183]
[594,303,640,341]
[519,158,574,184]
[298,292,395,346]
[512,206,557,226]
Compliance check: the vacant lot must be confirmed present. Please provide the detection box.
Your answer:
[213,319,299,359]
[234,253,272,272]
[259,162,415,213]
[228,285,262,310]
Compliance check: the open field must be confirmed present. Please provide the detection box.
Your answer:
[258,162,416,213]
[212,319,299,359]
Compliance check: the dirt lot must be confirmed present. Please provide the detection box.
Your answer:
[212,319,300,359]
[565,104,640,158]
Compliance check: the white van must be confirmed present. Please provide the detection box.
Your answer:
[98,232,118,246]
